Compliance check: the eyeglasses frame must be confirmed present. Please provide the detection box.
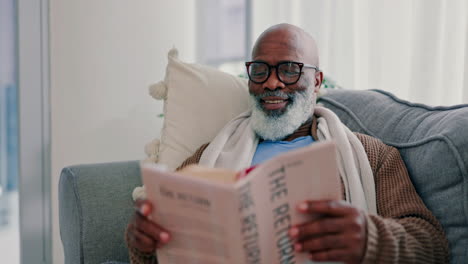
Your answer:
[245,60,320,85]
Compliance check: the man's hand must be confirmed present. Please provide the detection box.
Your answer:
[127,200,171,253]
[289,200,367,264]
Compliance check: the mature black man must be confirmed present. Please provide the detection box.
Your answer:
[126,24,449,264]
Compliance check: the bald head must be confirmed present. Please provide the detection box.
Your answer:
[251,23,319,67]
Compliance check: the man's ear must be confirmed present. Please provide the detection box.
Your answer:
[314,71,323,93]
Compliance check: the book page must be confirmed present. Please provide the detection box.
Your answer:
[235,140,341,264]
[142,165,245,264]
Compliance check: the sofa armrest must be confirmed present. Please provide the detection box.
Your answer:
[59,160,141,264]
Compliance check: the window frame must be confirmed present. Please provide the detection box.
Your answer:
[17,0,52,263]
[196,0,253,68]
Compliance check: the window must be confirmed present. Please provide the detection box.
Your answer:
[3,1,52,263]
[196,0,251,76]
[0,0,20,263]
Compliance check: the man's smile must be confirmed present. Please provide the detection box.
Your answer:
[260,96,289,110]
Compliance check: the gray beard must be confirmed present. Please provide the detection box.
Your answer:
[250,89,315,141]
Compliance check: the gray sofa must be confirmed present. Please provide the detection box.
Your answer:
[59,89,468,264]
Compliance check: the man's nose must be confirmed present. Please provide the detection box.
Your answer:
[262,69,286,90]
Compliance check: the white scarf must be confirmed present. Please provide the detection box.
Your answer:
[199,106,377,214]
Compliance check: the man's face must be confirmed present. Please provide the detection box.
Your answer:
[248,34,317,117]
[247,30,322,141]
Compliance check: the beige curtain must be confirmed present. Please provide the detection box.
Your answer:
[251,0,468,106]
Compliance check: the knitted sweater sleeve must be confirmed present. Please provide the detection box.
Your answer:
[125,227,158,264]
[125,143,210,264]
[355,133,449,263]
[176,143,210,171]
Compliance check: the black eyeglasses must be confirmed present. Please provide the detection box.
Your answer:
[245,61,319,85]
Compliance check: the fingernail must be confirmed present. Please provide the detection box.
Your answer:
[294,243,302,252]
[159,232,170,243]
[298,202,308,212]
[289,227,299,237]
[139,204,150,216]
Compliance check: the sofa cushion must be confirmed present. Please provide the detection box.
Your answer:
[319,89,468,262]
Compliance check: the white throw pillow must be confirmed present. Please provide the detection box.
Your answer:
[145,48,250,171]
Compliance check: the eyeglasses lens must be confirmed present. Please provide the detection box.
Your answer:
[248,63,269,83]
[278,63,301,83]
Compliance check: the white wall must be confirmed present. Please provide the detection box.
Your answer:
[49,1,195,263]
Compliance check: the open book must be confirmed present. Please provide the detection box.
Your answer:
[141,140,342,264]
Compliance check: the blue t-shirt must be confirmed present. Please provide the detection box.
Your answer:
[251,136,314,166]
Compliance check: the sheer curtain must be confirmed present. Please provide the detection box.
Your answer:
[251,0,468,106]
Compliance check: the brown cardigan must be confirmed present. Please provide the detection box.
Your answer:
[126,119,449,264]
